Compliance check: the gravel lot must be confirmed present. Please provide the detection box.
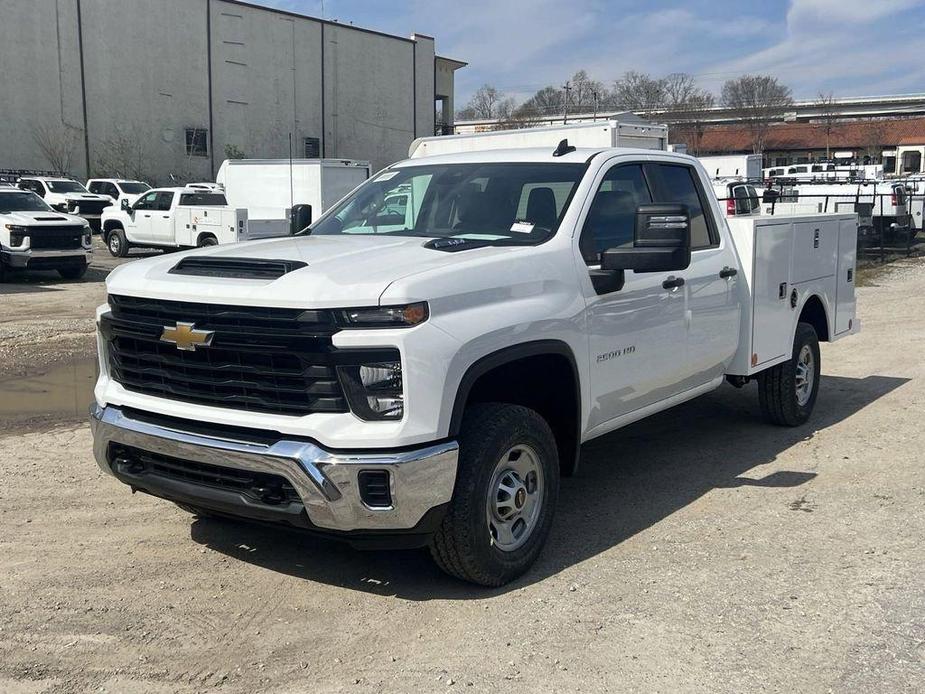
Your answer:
[0,246,923,693]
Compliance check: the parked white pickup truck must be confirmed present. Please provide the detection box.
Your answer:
[17,176,112,230]
[100,187,248,257]
[86,178,152,208]
[1,187,92,280]
[90,123,859,586]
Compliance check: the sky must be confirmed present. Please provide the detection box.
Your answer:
[259,0,925,108]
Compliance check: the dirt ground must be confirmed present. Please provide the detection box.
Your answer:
[0,244,923,693]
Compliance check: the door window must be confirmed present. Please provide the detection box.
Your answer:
[649,164,717,249]
[88,181,101,194]
[579,164,652,263]
[134,191,159,210]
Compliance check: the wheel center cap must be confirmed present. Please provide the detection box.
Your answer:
[514,487,527,509]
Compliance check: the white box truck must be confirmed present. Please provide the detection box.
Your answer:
[216,159,371,239]
[699,154,763,180]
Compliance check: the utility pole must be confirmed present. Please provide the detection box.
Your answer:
[562,81,572,124]
[592,90,599,121]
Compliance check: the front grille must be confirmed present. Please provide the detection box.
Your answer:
[27,225,85,249]
[103,294,354,416]
[69,200,109,215]
[109,443,302,506]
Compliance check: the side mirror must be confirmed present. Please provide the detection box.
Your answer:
[120,198,130,211]
[602,204,692,273]
[290,203,313,235]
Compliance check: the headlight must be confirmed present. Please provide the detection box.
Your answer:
[337,302,428,328]
[5,224,27,247]
[82,223,92,245]
[338,360,404,420]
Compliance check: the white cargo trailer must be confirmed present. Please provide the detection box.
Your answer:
[409,119,669,158]
[216,159,371,238]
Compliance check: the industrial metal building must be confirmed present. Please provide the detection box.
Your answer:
[0,0,466,182]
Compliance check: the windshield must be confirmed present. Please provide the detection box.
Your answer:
[119,181,150,194]
[0,191,53,213]
[47,180,88,193]
[306,163,586,245]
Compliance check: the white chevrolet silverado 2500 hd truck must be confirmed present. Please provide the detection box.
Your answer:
[1,187,93,280]
[100,187,248,256]
[90,132,859,586]
[17,176,112,231]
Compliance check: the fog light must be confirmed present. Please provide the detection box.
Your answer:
[338,360,403,420]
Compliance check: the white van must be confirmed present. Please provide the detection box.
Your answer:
[216,159,371,238]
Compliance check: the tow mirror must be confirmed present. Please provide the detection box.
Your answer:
[602,204,692,273]
[290,203,313,235]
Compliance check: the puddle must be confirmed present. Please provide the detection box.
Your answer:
[0,358,98,421]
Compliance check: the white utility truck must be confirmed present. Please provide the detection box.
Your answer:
[90,121,859,586]
[1,187,92,280]
[699,154,762,180]
[17,176,112,230]
[100,187,248,257]
[216,158,371,239]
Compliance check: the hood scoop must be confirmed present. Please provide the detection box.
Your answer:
[168,256,308,280]
[33,216,68,221]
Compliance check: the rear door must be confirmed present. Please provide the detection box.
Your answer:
[149,192,176,244]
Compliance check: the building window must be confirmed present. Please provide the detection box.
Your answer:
[185,128,209,157]
[304,137,320,158]
[774,157,788,167]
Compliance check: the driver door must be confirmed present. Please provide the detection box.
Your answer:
[129,191,158,241]
[579,162,689,433]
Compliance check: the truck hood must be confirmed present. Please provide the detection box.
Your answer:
[105,234,513,308]
[1,210,87,226]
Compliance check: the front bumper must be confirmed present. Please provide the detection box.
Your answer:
[90,404,458,535]
[2,247,92,268]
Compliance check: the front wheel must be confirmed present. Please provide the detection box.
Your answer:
[430,403,559,586]
[107,228,129,257]
[758,322,821,426]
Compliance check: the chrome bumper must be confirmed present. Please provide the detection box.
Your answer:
[90,404,458,532]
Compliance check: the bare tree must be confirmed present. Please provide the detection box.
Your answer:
[860,117,888,163]
[457,84,516,121]
[721,75,793,154]
[32,122,81,174]
[567,70,607,114]
[815,91,838,160]
[514,86,564,120]
[612,71,667,112]
[94,125,154,181]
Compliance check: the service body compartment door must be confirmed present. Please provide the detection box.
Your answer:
[751,222,793,367]
[791,220,838,284]
[835,218,858,335]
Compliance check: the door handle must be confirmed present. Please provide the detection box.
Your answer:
[143,213,151,217]
[719,266,738,278]
[662,276,685,290]
[162,215,169,219]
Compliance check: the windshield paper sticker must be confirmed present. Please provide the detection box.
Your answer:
[376,171,400,182]
[510,221,535,234]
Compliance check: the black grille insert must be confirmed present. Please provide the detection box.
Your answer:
[26,225,85,250]
[109,443,302,506]
[104,295,350,416]
[168,256,308,279]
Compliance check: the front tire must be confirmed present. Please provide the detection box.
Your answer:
[758,322,821,426]
[58,263,88,280]
[430,403,559,586]
[107,228,129,257]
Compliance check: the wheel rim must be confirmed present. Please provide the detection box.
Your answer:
[795,344,815,406]
[486,444,544,552]
[109,236,121,254]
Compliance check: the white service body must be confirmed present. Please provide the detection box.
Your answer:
[216,159,371,239]
[699,154,762,180]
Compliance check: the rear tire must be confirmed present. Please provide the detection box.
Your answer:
[197,235,217,247]
[758,321,820,426]
[57,263,88,280]
[430,403,559,587]
[107,228,129,257]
